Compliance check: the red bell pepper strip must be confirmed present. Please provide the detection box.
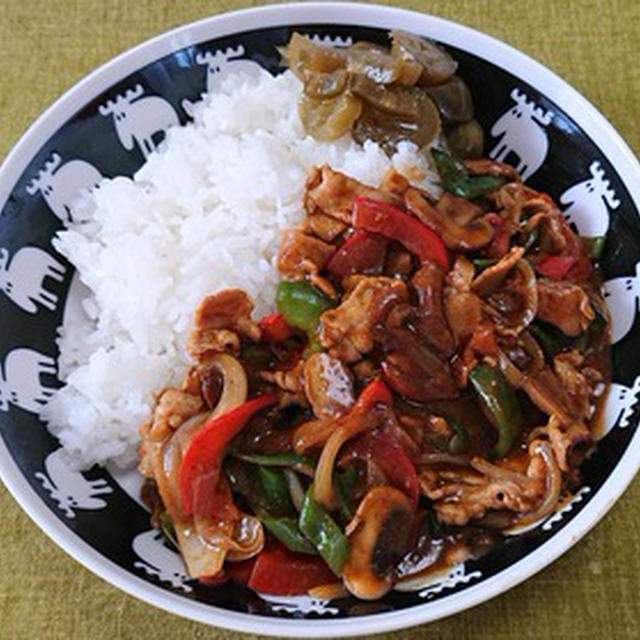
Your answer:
[326,230,388,277]
[343,431,419,507]
[259,313,293,342]
[353,197,449,270]
[247,545,337,596]
[535,255,576,279]
[351,377,393,413]
[180,394,277,517]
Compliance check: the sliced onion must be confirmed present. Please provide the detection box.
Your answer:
[205,353,248,419]
[292,418,337,454]
[521,375,573,425]
[225,514,265,561]
[313,426,349,509]
[520,330,545,375]
[496,348,525,388]
[174,520,227,579]
[470,456,532,490]
[513,259,538,332]
[313,407,383,509]
[284,469,306,512]
[515,440,562,527]
[416,453,471,466]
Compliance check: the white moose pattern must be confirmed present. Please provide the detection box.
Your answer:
[489,88,554,181]
[132,529,193,592]
[603,262,640,344]
[601,375,640,438]
[35,448,112,518]
[0,246,66,313]
[196,44,264,93]
[25,152,102,224]
[99,84,179,159]
[0,348,57,413]
[181,45,265,116]
[560,161,620,237]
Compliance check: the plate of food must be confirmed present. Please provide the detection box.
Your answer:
[1,2,639,636]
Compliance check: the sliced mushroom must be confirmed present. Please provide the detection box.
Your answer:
[342,486,414,599]
[304,352,356,419]
[405,188,493,251]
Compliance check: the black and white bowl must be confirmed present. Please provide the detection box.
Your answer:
[1,3,639,636]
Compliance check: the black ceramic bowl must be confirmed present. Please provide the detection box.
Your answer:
[1,3,639,636]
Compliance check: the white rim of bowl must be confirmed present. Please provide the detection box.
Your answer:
[1,3,639,637]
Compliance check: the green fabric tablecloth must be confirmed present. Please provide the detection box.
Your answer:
[1,1,639,638]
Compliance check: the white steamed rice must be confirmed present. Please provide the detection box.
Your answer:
[42,69,440,469]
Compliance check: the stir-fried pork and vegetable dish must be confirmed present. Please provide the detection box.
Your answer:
[138,33,611,600]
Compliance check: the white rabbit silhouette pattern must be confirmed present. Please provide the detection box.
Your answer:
[0,246,66,313]
[35,448,113,518]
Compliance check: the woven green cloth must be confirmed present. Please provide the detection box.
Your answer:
[1,1,639,638]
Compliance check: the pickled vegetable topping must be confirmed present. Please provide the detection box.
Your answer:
[282,31,483,156]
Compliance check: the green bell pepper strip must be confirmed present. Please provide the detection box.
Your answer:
[234,451,316,475]
[299,487,351,575]
[276,282,333,345]
[260,516,317,555]
[469,365,524,459]
[432,149,506,200]
[257,466,294,517]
